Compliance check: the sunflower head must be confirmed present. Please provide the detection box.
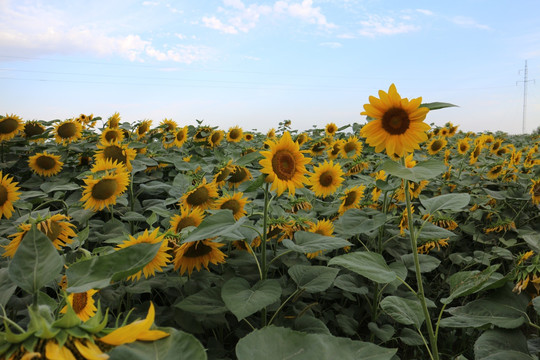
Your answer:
[174,126,189,147]
[340,136,363,159]
[170,206,205,234]
[529,178,540,205]
[308,160,344,198]
[325,123,338,137]
[137,119,152,139]
[360,84,430,158]
[60,289,99,322]
[209,130,225,148]
[180,178,219,210]
[28,151,64,177]
[338,185,365,215]
[80,159,130,211]
[0,171,20,219]
[259,131,311,196]
[427,137,447,155]
[0,114,24,142]
[173,239,227,275]
[100,127,124,145]
[214,192,250,220]
[95,142,137,171]
[227,126,243,142]
[54,119,83,145]
[23,120,47,141]
[227,165,252,188]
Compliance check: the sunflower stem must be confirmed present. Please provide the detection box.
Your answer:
[260,182,270,327]
[403,174,439,360]
[1,142,4,162]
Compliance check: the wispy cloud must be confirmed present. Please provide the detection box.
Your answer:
[416,9,434,16]
[451,16,490,30]
[358,15,419,37]
[319,42,342,48]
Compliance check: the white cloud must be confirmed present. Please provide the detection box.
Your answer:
[319,41,342,48]
[145,44,213,64]
[202,16,239,34]
[243,55,261,61]
[142,1,159,6]
[358,15,419,37]
[416,9,434,16]
[275,0,336,28]
[451,16,490,30]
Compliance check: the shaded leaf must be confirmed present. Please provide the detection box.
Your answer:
[382,159,446,182]
[474,329,532,360]
[380,296,425,329]
[282,231,352,254]
[288,265,339,293]
[182,210,246,243]
[221,278,282,321]
[328,251,396,284]
[420,193,470,214]
[176,287,228,315]
[335,208,387,237]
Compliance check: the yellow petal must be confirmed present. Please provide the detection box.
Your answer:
[74,340,109,360]
[99,302,155,346]
[45,341,76,360]
[136,329,170,341]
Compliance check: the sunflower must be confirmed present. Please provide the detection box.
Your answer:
[209,130,225,148]
[469,144,482,165]
[306,219,334,259]
[325,122,338,137]
[345,161,369,176]
[456,138,470,155]
[3,214,77,258]
[417,238,449,254]
[214,192,250,220]
[339,136,363,159]
[490,139,503,154]
[339,185,365,215]
[162,132,176,149]
[0,114,24,142]
[28,151,63,177]
[427,137,447,155]
[227,165,252,189]
[23,120,46,141]
[193,126,212,142]
[530,179,540,205]
[486,163,506,179]
[227,126,243,142]
[259,131,311,196]
[80,159,130,211]
[360,84,430,158]
[244,133,254,141]
[173,239,227,276]
[106,112,121,128]
[439,128,449,137]
[295,133,310,146]
[170,206,205,234]
[116,228,171,281]
[158,118,176,133]
[370,170,386,203]
[308,160,344,198]
[100,127,124,144]
[77,113,95,128]
[325,139,343,160]
[0,171,20,219]
[180,178,219,210]
[60,289,98,322]
[309,141,327,156]
[267,128,276,139]
[136,119,152,139]
[54,119,83,145]
[484,218,516,234]
[95,142,137,171]
[214,161,234,187]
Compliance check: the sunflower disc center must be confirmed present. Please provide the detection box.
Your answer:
[176,131,185,141]
[344,191,357,206]
[229,129,241,139]
[344,142,356,153]
[105,131,119,142]
[175,217,197,233]
[91,179,118,200]
[104,145,127,164]
[381,108,410,135]
[187,187,209,206]
[215,167,231,183]
[57,122,77,138]
[0,185,8,206]
[431,140,443,152]
[36,156,56,170]
[183,241,213,257]
[533,184,540,197]
[272,150,296,180]
[72,292,88,314]
[220,199,240,214]
[24,123,45,137]
[0,118,19,134]
[319,171,334,187]
[228,167,247,183]
[45,221,63,242]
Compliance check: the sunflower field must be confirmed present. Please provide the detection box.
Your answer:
[1,84,540,360]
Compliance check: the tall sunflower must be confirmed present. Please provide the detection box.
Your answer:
[456,138,471,155]
[54,119,83,144]
[80,159,130,211]
[327,139,344,160]
[308,160,344,198]
[227,126,243,142]
[325,123,338,137]
[180,178,219,210]
[116,228,171,281]
[136,119,152,139]
[107,112,121,128]
[267,128,276,139]
[28,151,63,177]
[295,133,310,146]
[23,120,46,141]
[3,214,77,258]
[0,114,24,142]
[259,131,311,196]
[426,137,447,155]
[360,84,430,158]
[487,163,506,179]
[95,142,137,171]
[306,219,334,259]
[100,127,124,144]
[208,130,225,148]
[171,126,188,148]
[160,118,177,133]
[214,192,250,220]
[227,165,252,189]
[173,239,227,276]
[193,126,212,143]
[244,133,254,141]
[214,161,233,187]
[339,185,365,215]
[170,206,205,234]
[340,135,363,159]
[60,289,98,322]
[0,171,20,219]
[530,179,540,205]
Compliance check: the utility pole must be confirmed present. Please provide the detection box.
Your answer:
[517,60,535,134]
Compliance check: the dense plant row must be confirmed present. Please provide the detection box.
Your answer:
[1,85,540,359]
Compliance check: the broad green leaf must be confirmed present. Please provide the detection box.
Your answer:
[282,231,352,254]
[66,242,162,293]
[401,254,441,273]
[474,329,532,360]
[121,211,148,222]
[368,322,395,342]
[441,265,502,304]
[420,193,470,214]
[182,210,246,243]
[108,328,207,360]
[416,222,457,240]
[335,208,386,237]
[8,224,63,295]
[175,287,228,315]
[333,274,369,295]
[420,102,458,110]
[518,230,540,253]
[236,326,397,360]
[221,278,282,321]
[40,182,80,193]
[328,251,396,284]
[399,328,424,346]
[294,316,331,335]
[0,268,17,306]
[382,159,446,182]
[380,296,425,329]
[288,265,340,293]
[483,188,507,200]
[235,150,262,166]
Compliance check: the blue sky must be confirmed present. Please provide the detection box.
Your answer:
[1,0,539,134]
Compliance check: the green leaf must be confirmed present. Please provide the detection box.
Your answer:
[380,296,425,329]
[221,278,282,321]
[441,265,502,304]
[288,265,340,293]
[0,268,17,306]
[333,274,369,295]
[235,151,262,166]
[420,102,458,110]
[382,159,446,182]
[120,211,148,222]
[328,251,396,284]
[294,316,331,335]
[401,254,441,273]
[66,242,162,293]
[416,222,457,240]
[182,210,246,243]
[108,328,207,360]
[236,326,397,360]
[40,182,80,193]
[8,224,63,295]
[474,329,532,360]
[335,208,386,237]
[368,322,395,342]
[282,231,352,254]
[175,287,228,315]
[420,193,470,214]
